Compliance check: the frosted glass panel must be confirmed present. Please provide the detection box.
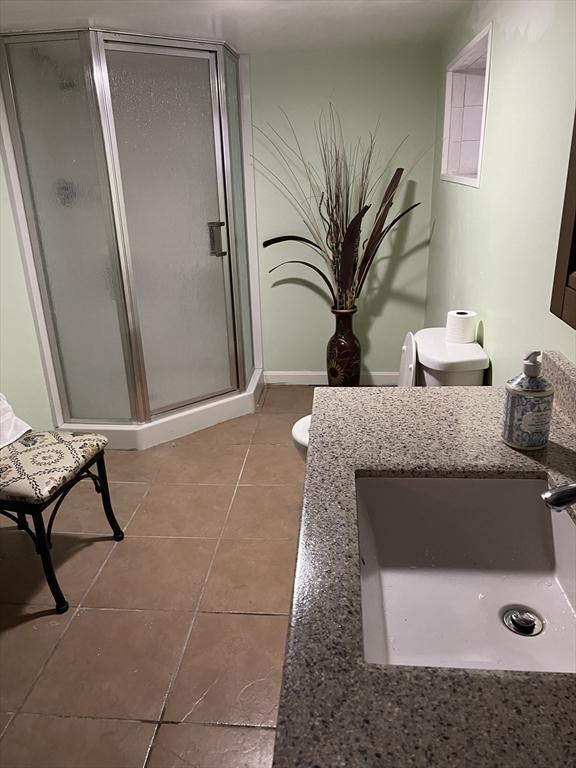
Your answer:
[224,52,254,380]
[107,48,235,411]
[6,38,132,420]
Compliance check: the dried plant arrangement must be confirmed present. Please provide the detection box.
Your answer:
[258,107,420,385]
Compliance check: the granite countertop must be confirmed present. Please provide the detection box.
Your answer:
[272,371,576,767]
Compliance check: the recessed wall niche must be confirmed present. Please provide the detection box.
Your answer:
[441,25,492,187]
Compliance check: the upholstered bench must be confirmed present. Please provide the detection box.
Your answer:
[0,431,124,613]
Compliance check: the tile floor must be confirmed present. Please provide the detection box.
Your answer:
[0,386,314,768]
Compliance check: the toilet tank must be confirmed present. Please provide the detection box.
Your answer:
[414,328,489,386]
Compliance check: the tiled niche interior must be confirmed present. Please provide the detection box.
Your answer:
[441,26,491,187]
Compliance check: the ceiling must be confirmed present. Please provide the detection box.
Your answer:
[0,0,466,51]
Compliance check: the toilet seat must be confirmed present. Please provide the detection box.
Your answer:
[292,414,311,457]
[397,332,417,387]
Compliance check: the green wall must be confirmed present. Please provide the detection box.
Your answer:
[0,156,53,428]
[425,0,576,383]
[3,4,574,414]
[250,44,439,374]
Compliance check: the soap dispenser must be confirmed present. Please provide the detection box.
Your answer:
[501,351,554,450]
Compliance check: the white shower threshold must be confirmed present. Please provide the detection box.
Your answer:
[59,369,265,450]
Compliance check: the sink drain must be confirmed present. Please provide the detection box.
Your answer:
[502,607,544,637]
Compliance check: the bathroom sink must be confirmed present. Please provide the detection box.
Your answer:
[356,478,576,673]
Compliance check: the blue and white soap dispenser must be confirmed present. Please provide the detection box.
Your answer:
[501,351,554,451]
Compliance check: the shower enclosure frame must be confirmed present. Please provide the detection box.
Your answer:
[0,28,255,428]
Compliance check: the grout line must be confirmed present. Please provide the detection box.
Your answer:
[236,482,303,487]
[158,719,277,731]
[14,486,152,719]
[38,533,298,541]
[196,609,290,617]
[143,440,254,768]
[103,476,305,486]
[0,603,291,617]
[3,712,160,725]
[120,481,237,486]
[4,709,277,731]
[0,603,182,614]
[144,481,302,487]
[0,712,15,740]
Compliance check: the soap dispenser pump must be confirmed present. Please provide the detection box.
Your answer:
[501,351,554,451]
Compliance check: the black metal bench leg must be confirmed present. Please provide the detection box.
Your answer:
[96,454,124,542]
[17,511,27,530]
[31,511,69,614]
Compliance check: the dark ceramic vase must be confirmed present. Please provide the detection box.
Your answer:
[326,307,361,386]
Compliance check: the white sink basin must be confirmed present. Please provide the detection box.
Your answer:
[356,478,576,673]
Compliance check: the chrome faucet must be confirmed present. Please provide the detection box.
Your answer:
[541,483,576,512]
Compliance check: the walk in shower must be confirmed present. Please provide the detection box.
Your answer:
[1,30,256,442]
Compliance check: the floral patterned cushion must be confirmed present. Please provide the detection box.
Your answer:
[0,431,107,504]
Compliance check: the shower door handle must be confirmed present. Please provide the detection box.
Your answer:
[208,221,227,258]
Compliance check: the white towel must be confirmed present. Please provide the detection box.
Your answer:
[0,393,32,449]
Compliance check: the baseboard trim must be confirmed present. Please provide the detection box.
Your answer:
[264,370,398,386]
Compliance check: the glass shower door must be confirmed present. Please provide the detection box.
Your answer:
[104,44,237,413]
[2,34,133,421]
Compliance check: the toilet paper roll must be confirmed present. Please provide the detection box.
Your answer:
[445,310,478,344]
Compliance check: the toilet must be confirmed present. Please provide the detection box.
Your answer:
[405,327,489,387]
[292,326,489,457]
[292,415,311,459]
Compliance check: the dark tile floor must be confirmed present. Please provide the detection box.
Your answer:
[0,386,314,768]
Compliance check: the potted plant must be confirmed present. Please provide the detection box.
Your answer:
[260,109,420,386]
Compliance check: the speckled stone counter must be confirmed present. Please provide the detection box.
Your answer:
[272,375,576,768]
